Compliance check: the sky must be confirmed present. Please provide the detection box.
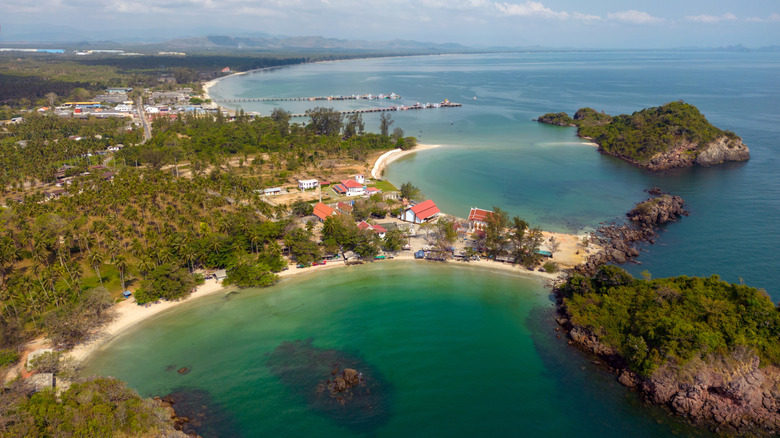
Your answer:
[1,0,779,48]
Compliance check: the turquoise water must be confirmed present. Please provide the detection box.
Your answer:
[84,263,704,437]
[211,52,780,294]
[87,52,780,436]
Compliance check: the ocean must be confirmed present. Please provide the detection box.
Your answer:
[86,51,780,436]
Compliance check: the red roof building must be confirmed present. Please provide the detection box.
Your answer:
[313,202,337,221]
[468,207,494,231]
[400,199,440,224]
[357,221,387,237]
[333,178,365,196]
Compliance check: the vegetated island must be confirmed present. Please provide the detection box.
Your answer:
[556,266,780,436]
[551,190,780,435]
[536,101,750,171]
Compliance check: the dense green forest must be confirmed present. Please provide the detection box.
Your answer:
[537,102,737,162]
[560,265,780,377]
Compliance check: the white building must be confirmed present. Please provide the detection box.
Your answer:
[298,179,319,190]
[399,199,441,224]
[115,104,134,112]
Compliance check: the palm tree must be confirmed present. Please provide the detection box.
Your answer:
[114,255,129,291]
[88,250,105,286]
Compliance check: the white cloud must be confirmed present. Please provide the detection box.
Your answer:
[572,12,601,22]
[745,12,780,23]
[494,1,568,19]
[607,10,662,24]
[686,12,737,23]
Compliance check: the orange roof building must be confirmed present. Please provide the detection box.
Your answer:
[313,202,337,221]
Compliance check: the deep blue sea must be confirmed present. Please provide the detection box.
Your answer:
[86,52,780,437]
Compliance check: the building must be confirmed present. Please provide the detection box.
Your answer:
[333,179,365,196]
[467,207,494,232]
[263,187,283,196]
[107,87,133,94]
[298,179,319,190]
[366,187,382,196]
[400,199,440,224]
[357,221,387,239]
[313,202,337,221]
[337,202,354,214]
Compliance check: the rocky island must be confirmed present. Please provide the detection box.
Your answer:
[537,102,750,171]
[556,266,780,435]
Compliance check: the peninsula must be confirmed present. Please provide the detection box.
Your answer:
[537,102,750,171]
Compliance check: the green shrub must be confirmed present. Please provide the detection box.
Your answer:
[543,261,558,273]
[0,348,19,367]
[564,265,780,376]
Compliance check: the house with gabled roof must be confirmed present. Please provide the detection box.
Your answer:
[468,207,494,232]
[333,178,365,196]
[312,202,337,221]
[337,202,354,214]
[399,199,440,224]
[357,221,387,239]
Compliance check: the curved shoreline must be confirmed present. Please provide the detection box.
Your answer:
[65,243,582,367]
[370,143,442,179]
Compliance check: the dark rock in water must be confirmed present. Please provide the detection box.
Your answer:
[178,367,191,375]
[265,338,392,433]
[647,187,663,196]
[573,194,688,277]
[159,388,241,437]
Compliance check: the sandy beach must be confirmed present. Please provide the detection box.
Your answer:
[67,278,230,365]
[63,235,589,367]
[370,143,442,179]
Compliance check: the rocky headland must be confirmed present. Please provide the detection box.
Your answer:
[558,190,780,435]
[537,102,750,171]
[575,190,688,276]
[557,310,780,436]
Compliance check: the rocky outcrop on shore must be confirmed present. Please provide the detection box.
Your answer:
[575,192,687,276]
[559,191,780,434]
[556,319,780,435]
[619,135,751,172]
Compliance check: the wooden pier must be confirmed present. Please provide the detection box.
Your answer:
[289,101,462,117]
[215,93,401,103]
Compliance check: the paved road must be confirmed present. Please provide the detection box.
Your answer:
[136,96,152,143]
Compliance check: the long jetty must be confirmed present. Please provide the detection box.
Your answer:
[215,93,401,103]
[289,101,462,117]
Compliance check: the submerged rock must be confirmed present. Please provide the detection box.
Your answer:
[158,388,241,437]
[265,338,392,432]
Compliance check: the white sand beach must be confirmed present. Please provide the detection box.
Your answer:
[370,143,442,179]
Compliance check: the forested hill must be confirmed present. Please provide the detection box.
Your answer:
[558,265,780,434]
[537,102,750,171]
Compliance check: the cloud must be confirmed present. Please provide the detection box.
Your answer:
[745,12,780,23]
[572,12,601,22]
[607,10,662,24]
[686,12,737,23]
[494,1,568,19]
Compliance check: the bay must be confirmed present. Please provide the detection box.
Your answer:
[210,51,780,294]
[86,51,780,436]
[84,262,704,437]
